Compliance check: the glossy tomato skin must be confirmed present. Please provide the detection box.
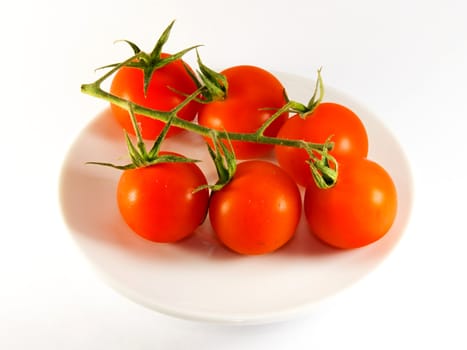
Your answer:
[304,158,397,249]
[209,160,302,255]
[117,154,209,243]
[110,54,199,140]
[275,102,369,187]
[198,65,288,159]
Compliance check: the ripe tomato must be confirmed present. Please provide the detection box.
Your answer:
[197,65,288,159]
[110,54,200,140]
[275,102,369,187]
[117,153,209,243]
[209,160,302,255]
[304,158,397,249]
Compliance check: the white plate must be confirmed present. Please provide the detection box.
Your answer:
[59,72,413,325]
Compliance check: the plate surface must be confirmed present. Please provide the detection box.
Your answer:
[59,72,413,324]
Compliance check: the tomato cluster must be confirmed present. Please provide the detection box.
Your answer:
[86,23,398,254]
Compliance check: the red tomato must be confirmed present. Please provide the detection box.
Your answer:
[110,54,199,139]
[209,160,302,255]
[197,65,288,159]
[275,102,369,187]
[117,153,209,243]
[304,158,397,249]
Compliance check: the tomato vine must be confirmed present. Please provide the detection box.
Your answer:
[80,22,338,189]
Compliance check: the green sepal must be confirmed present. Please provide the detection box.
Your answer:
[85,161,135,171]
[150,19,175,59]
[194,50,228,102]
[204,131,237,191]
[271,69,324,120]
[305,67,324,114]
[295,68,325,119]
[305,137,338,189]
[93,20,200,96]
[307,157,338,189]
[125,131,146,167]
[115,39,142,55]
[141,44,201,95]
[94,40,143,71]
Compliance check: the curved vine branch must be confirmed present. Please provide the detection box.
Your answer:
[81,78,332,151]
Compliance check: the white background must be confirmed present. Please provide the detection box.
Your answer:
[1,0,466,349]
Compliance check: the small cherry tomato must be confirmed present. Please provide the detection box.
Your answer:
[198,65,288,159]
[275,102,369,187]
[117,153,209,243]
[110,54,200,139]
[209,160,302,255]
[304,157,397,249]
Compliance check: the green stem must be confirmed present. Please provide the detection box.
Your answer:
[80,81,332,151]
[255,102,291,137]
